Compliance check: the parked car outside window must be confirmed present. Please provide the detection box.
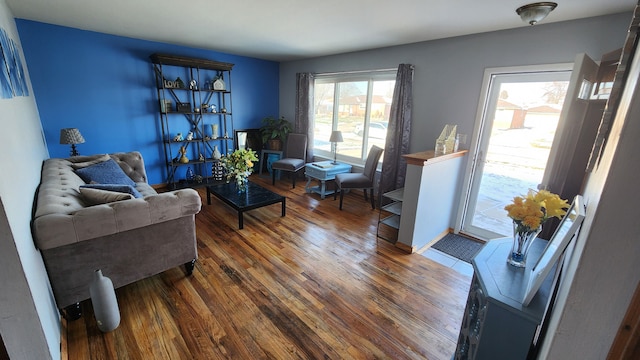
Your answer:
[355,122,388,139]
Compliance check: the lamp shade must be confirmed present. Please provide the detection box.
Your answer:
[60,128,85,145]
[329,130,343,143]
[516,2,557,26]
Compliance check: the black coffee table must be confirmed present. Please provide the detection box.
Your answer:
[206,181,286,229]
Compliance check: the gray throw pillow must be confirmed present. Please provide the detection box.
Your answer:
[70,154,111,169]
[80,184,143,198]
[80,187,134,206]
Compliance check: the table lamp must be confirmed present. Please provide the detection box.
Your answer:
[60,128,85,156]
[329,130,343,164]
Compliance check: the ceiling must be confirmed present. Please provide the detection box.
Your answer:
[6,0,637,61]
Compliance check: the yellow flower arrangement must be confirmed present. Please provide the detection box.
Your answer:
[220,148,258,188]
[505,189,569,233]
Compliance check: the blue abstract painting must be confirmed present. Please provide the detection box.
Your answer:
[0,27,29,99]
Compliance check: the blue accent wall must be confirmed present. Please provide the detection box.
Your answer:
[15,20,279,185]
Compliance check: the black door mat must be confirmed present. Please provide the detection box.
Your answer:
[431,233,484,263]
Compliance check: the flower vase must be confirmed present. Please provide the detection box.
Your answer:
[236,176,248,193]
[508,222,542,268]
[212,145,221,160]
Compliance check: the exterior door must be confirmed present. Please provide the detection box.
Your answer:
[458,65,573,240]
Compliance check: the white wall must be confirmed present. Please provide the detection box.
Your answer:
[0,0,58,358]
[538,25,640,359]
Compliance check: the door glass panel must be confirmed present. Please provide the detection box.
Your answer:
[463,73,570,239]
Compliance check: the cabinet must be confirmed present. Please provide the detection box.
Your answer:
[150,53,235,189]
[377,188,404,241]
[454,238,554,360]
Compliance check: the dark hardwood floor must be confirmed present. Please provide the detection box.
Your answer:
[64,174,472,360]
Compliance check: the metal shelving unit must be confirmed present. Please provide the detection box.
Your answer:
[150,53,235,189]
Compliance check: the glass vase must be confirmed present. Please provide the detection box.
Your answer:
[236,176,248,193]
[508,222,541,268]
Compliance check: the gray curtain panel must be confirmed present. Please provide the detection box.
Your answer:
[378,64,414,205]
[295,72,315,162]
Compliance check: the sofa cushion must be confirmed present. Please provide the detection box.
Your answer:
[70,154,111,169]
[80,184,143,198]
[75,159,136,186]
[80,187,134,205]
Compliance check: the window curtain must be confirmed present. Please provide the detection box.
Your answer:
[378,64,414,205]
[295,72,315,162]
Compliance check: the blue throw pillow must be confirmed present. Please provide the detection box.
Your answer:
[80,184,143,198]
[75,159,136,187]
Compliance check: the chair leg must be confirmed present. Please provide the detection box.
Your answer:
[334,182,338,200]
[339,189,344,210]
[363,189,369,202]
[292,171,296,188]
[272,171,276,185]
[370,188,375,209]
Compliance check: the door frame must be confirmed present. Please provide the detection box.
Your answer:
[453,63,573,239]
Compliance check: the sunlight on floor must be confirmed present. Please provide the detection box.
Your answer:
[422,249,474,277]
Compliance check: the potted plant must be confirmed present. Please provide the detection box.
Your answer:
[260,116,292,151]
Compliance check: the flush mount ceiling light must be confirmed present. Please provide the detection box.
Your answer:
[516,2,558,25]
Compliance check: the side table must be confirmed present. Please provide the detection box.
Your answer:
[305,161,352,199]
[259,150,283,178]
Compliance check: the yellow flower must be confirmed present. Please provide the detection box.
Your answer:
[504,189,569,232]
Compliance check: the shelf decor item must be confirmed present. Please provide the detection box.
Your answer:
[212,145,221,160]
[220,148,258,192]
[212,76,225,90]
[504,189,569,268]
[179,146,189,163]
[89,270,120,332]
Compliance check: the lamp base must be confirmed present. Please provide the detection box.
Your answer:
[70,144,80,157]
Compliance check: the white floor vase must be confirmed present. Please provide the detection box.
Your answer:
[89,269,120,332]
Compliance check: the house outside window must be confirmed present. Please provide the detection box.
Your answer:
[313,71,396,166]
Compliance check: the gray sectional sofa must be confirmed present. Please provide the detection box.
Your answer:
[32,151,202,317]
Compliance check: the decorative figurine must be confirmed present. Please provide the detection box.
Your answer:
[220,107,227,113]
[179,146,189,163]
[210,104,217,113]
[212,77,225,90]
[199,153,205,161]
[173,133,183,142]
[189,79,197,90]
[186,131,194,141]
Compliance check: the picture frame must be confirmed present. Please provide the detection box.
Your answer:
[522,195,586,306]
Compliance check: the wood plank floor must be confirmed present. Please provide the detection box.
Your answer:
[64,175,472,359]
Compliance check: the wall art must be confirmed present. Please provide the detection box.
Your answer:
[0,27,29,99]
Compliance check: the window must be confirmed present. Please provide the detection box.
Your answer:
[313,71,396,166]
